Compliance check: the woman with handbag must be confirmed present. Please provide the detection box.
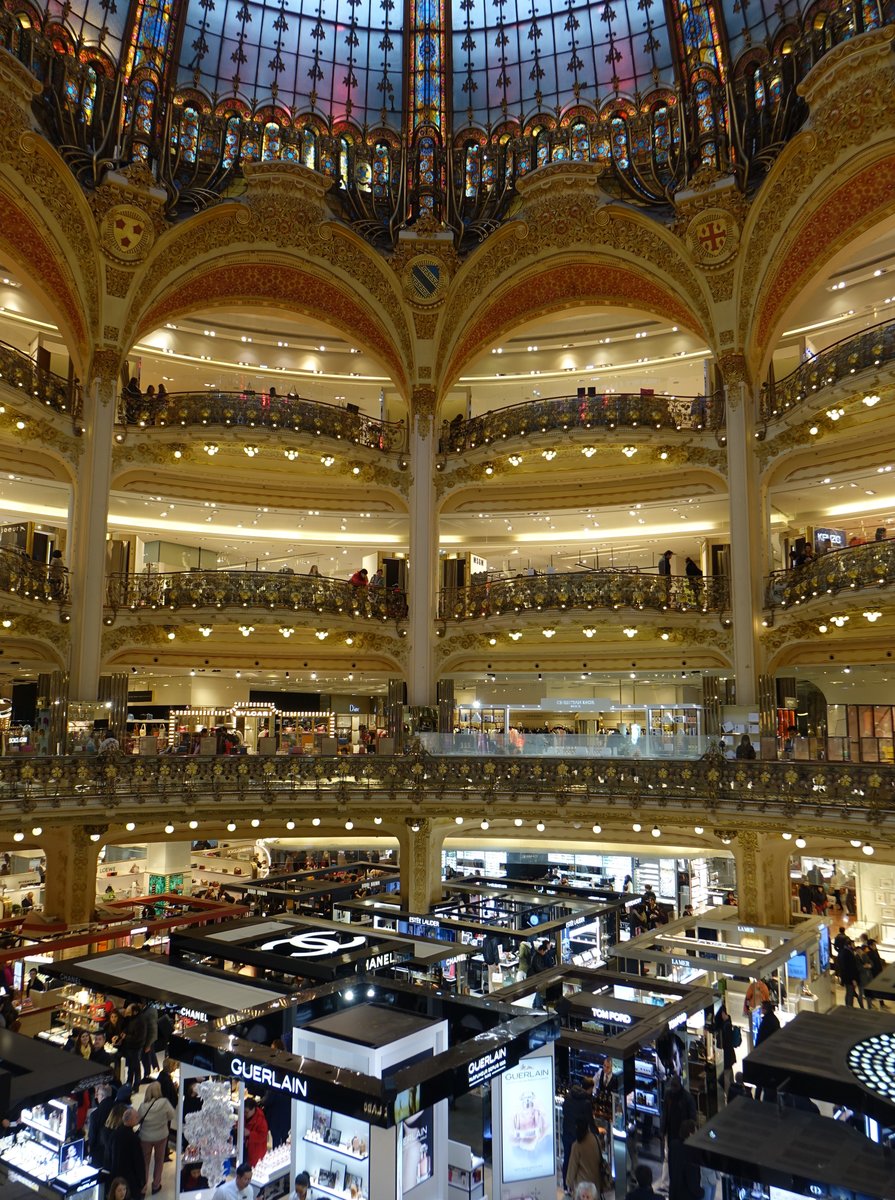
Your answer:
[137,1082,176,1194]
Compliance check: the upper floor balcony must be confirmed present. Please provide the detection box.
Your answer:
[438,570,730,621]
[0,545,69,606]
[120,389,405,453]
[0,339,80,418]
[106,569,407,621]
[0,753,892,837]
[438,391,723,456]
[765,538,895,611]
[760,317,895,422]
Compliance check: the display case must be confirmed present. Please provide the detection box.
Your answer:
[447,1140,484,1200]
[295,1101,370,1199]
[0,1098,101,1200]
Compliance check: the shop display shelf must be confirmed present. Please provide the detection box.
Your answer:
[302,1135,368,1162]
[310,1181,366,1200]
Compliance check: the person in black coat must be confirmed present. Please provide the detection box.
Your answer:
[713,1003,736,1091]
[155,1059,179,1108]
[836,942,865,1008]
[261,1085,292,1149]
[561,1078,596,1184]
[87,1085,116,1167]
[108,1109,146,1200]
[668,1120,703,1200]
[755,1000,780,1046]
[660,1076,696,1150]
[121,1005,148,1090]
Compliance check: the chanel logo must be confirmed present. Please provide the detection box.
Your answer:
[259,931,368,959]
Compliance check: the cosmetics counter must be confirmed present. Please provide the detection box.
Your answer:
[609,909,833,1049]
[0,1029,111,1200]
[493,964,714,1200]
[168,972,559,1200]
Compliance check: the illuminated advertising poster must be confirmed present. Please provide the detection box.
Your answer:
[401,1107,433,1194]
[500,1055,555,1185]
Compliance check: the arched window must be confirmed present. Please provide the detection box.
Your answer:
[481,149,494,187]
[241,129,260,161]
[694,78,718,165]
[178,105,199,162]
[464,144,480,198]
[262,122,280,161]
[570,121,589,160]
[752,66,765,110]
[301,127,316,169]
[373,142,390,197]
[418,136,435,210]
[610,115,629,170]
[223,116,241,168]
[356,159,372,191]
[133,78,156,157]
[652,105,670,164]
[535,129,549,168]
[861,0,881,29]
[339,138,349,186]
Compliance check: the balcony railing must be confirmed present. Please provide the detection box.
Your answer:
[765,540,895,609]
[760,318,895,421]
[0,754,893,830]
[0,545,69,605]
[120,390,406,452]
[438,571,729,620]
[0,339,80,417]
[106,570,408,621]
[438,392,724,454]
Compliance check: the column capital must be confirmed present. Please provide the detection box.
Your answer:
[731,830,791,926]
[717,351,752,411]
[395,817,451,913]
[410,384,438,439]
[41,824,103,925]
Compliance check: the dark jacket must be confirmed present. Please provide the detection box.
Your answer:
[661,1085,696,1141]
[157,1067,179,1107]
[627,1187,659,1200]
[836,944,860,985]
[562,1084,595,1138]
[108,1124,146,1196]
[668,1137,703,1200]
[122,1010,148,1052]
[755,1010,781,1046]
[713,1010,736,1071]
[87,1095,115,1166]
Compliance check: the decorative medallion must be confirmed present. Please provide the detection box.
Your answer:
[403,255,446,306]
[100,205,155,262]
[685,208,739,267]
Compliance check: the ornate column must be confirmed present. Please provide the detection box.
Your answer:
[67,349,118,700]
[721,353,765,709]
[731,830,792,926]
[395,817,449,913]
[42,824,104,924]
[407,385,438,706]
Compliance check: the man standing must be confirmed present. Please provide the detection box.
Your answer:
[213,1163,255,1200]
[755,1000,780,1046]
[122,1002,148,1090]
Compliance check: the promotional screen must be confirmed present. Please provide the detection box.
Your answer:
[500,1054,555,1185]
[401,1107,433,1194]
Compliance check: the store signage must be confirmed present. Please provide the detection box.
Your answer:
[591,1007,633,1025]
[672,958,691,969]
[467,1045,507,1086]
[260,931,369,959]
[230,1056,308,1097]
[349,704,360,713]
[737,925,755,934]
[181,1007,210,1022]
[668,1011,688,1030]
[365,951,398,972]
[7,736,28,745]
[566,916,587,930]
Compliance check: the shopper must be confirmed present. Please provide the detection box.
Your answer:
[626,1165,659,1200]
[291,1172,311,1200]
[242,1097,269,1166]
[726,1072,752,1103]
[24,967,45,996]
[735,734,756,760]
[261,1081,291,1149]
[713,1003,737,1091]
[561,1077,596,1183]
[122,1003,148,1089]
[743,977,769,1016]
[72,1030,94,1059]
[155,1058,179,1107]
[108,1177,133,1200]
[836,938,865,1008]
[47,550,67,599]
[88,1085,115,1166]
[668,1119,702,1200]
[212,1162,254,1200]
[349,567,368,586]
[860,934,888,1008]
[574,1186,599,1200]
[142,1004,159,1076]
[755,1000,781,1045]
[660,1076,696,1158]
[107,1108,146,1200]
[565,1119,606,1197]
[137,1081,176,1195]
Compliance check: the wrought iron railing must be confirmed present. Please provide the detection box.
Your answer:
[0,754,893,832]
[106,570,408,621]
[765,540,895,609]
[120,390,405,452]
[439,392,723,454]
[760,318,895,421]
[3,1,886,246]
[0,545,69,605]
[438,571,729,620]
[0,339,80,417]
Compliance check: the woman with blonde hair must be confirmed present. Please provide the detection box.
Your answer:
[137,1081,176,1194]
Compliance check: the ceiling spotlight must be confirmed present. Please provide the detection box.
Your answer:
[279,626,295,637]
[238,625,254,636]
[782,832,792,840]
[863,844,875,856]
[514,818,524,827]
[373,816,382,825]
[583,627,596,638]
[582,446,597,457]
[320,455,336,467]
[592,823,602,834]
[203,443,219,456]
[480,820,490,830]
[508,630,522,641]
[826,407,845,421]
[809,425,819,436]
[455,816,464,825]
[622,445,637,457]
[345,820,354,831]
[508,454,523,466]
[542,628,556,638]
[164,823,175,834]
[795,836,806,848]
[850,839,863,848]
[315,630,328,640]
[694,825,704,835]
[125,822,136,832]
[623,627,638,638]
[188,820,199,829]
[344,635,354,645]
[411,821,421,833]
[285,819,296,830]
[632,822,642,833]
[863,611,882,622]
[651,825,661,838]
[536,821,545,832]
[541,449,557,461]
[12,831,24,842]
[243,445,259,457]
[226,821,237,832]
[89,832,101,842]
[863,394,881,407]
[484,463,494,476]
[818,623,828,633]
[166,630,176,640]
[312,817,321,826]
[830,615,849,627]
[199,626,213,637]
[31,826,42,837]
[0,619,11,629]
[284,448,299,460]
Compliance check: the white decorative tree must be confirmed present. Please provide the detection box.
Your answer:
[183,1078,235,1188]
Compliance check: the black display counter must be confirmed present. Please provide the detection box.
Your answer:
[743,1006,895,1125]
[688,1096,895,1199]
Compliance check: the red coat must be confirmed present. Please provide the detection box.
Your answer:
[244,1108,269,1166]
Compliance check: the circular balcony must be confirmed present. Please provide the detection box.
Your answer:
[760,318,895,422]
[438,391,724,455]
[438,570,730,621]
[765,540,895,611]
[106,570,408,622]
[0,339,81,417]
[120,389,405,453]
[0,545,68,607]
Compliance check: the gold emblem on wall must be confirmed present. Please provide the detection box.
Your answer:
[100,205,156,262]
[685,208,739,268]
[403,255,446,306]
